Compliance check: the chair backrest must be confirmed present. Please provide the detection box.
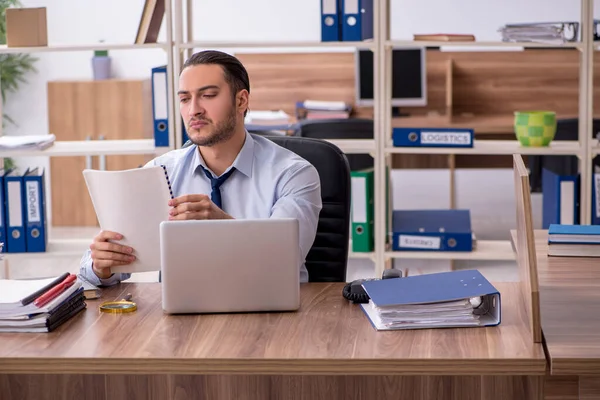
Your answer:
[265,135,351,282]
[513,154,542,343]
[295,118,373,171]
[181,135,351,282]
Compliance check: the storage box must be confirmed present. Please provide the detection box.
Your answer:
[6,7,47,47]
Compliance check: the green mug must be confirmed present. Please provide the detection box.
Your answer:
[514,111,557,147]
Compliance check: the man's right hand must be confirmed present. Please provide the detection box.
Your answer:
[90,230,136,279]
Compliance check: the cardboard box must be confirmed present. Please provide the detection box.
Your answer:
[6,7,47,47]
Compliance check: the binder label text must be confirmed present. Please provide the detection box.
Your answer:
[26,182,41,223]
[421,131,472,146]
[398,235,441,249]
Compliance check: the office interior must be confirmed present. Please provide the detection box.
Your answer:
[1,0,600,399]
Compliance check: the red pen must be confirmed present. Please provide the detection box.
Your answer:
[33,274,77,307]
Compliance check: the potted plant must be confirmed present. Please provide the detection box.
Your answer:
[0,0,38,170]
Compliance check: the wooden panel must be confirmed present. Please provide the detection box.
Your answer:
[544,375,580,400]
[106,375,170,400]
[0,374,545,400]
[512,154,542,343]
[0,283,545,375]
[515,230,600,376]
[0,374,105,400]
[48,81,99,227]
[580,376,600,400]
[238,49,592,126]
[48,80,154,226]
[95,79,154,171]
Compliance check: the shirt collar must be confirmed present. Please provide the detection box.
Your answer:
[191,130,254,178]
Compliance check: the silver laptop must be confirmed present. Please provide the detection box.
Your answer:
[160,218,300,314]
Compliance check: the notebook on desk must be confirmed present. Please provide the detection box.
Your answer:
[359,269,501,331]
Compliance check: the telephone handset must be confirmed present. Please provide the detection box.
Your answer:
[342,268,403,304]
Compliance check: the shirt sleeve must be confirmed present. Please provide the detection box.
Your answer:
[269,162,322,283]
[79,249,131,287]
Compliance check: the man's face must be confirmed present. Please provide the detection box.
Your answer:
[178,64,238,147]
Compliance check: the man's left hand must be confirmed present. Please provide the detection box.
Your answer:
[168,194,233,220]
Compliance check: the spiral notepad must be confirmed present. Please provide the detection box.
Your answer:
[82,166,173,274]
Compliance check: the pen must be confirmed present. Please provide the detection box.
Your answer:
[33,274,77,307]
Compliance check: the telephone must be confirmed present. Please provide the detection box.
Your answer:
[342,268,403,304]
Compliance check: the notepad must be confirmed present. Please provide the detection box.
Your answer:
[83,165,173,274]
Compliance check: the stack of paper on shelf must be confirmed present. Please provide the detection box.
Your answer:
[244,110,291,126]
[359,269,501,331]
[0,134,55,151]
[547,224,600,257]
[296,100,352,120]
[498,22,577,44]
[0,273,86,333]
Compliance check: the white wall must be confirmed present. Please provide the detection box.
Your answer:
[4,0,593,226]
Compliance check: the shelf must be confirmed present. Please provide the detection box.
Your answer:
[384,240,515,261]
[0,43,168,54]
[385,140,581,155]
[324,139,375,154]
[179,41,376,49]
[0,139,170,158]
[2,238,90,261]
[387,40,583,49]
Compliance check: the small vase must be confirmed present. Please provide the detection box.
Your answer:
[92,56,111,80]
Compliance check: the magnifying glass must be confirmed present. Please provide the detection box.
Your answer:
[99,293,137,313]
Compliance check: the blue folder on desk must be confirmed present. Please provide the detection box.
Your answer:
[360,269,501,331]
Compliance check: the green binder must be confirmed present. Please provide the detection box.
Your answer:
[351,168,374,252]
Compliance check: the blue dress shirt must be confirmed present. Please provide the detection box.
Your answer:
[79,131,322,285]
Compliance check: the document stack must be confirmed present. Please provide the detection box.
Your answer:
[295,100,352,120]
[498,22,579,44]
[0,134,55,151]
[359,269,501,331]
[547,224,600,257]
[0,273,86,333]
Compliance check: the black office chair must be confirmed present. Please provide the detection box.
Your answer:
[528,118,600,192]
[181,136,352,282]
[294,118,373,171]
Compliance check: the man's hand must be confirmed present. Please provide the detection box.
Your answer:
[90,230,136,279]
[168,194,233,220]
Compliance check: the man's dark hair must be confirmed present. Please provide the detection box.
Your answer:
[182,50,250,116]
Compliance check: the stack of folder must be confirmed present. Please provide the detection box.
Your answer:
[547,224,600,257]
[0,273,86,333]
[359,269,501,331]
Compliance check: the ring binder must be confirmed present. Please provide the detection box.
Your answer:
[160,165,174,200]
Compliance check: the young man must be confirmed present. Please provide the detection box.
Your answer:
[79,50,322,285]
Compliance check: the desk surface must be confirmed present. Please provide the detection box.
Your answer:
[0,282,545,376]
[511,229,600,375]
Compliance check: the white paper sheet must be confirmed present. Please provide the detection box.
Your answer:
[83,166,172,274]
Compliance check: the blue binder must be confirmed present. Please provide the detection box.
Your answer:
[0,169,6,253]
[392,127,474,148]
[151,65,169,147]
[341,0,373,41]
[23,167,47,252]
[542,168,579,228]
[593,171,600,225]
[359,269,501,330]
[392,209,473,252]
[321,0,341,41]
[4,169,26,253]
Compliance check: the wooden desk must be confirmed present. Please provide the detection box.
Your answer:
[511,229,600,398]
[0,282,546,400]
